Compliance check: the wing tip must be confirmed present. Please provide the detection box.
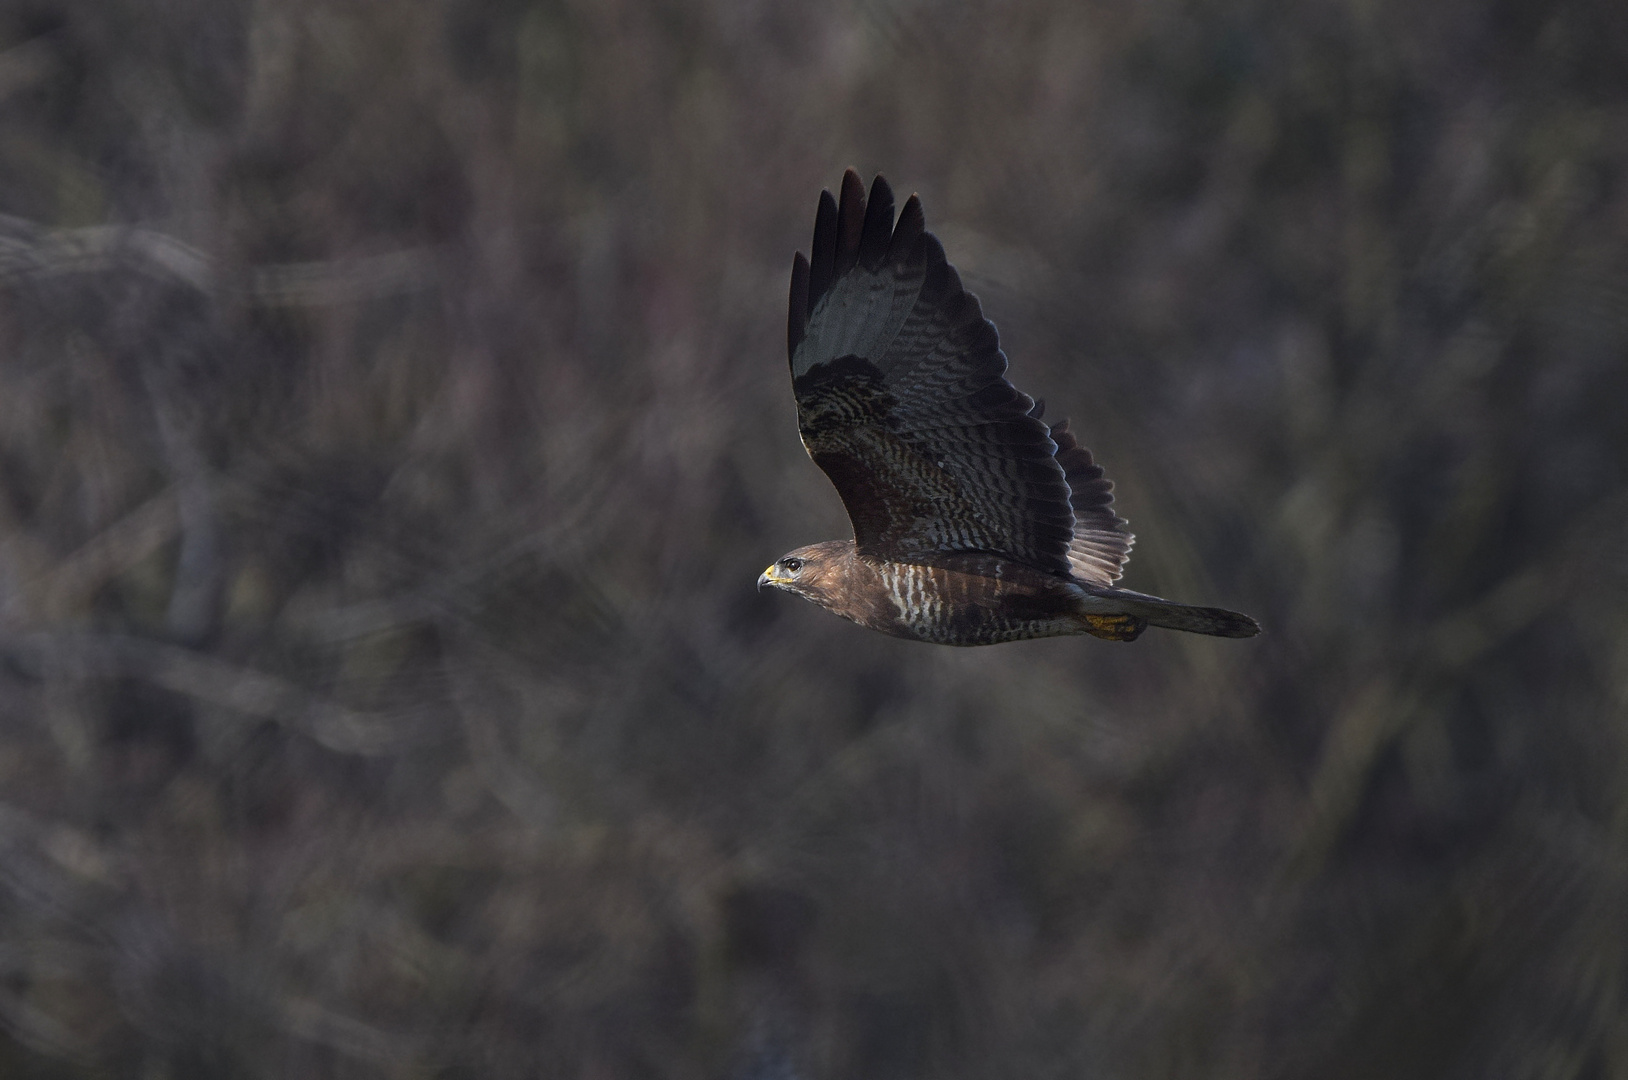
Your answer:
[788,251,810,362]
[835,169,867,277]
[797,168,917,346]
[889,194,925,263]
[808,188,838,311]
[860,174,897,269]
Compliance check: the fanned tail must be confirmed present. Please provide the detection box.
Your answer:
[1095,588,1261,638]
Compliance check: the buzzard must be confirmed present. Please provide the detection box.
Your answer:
[759,171,1259,644]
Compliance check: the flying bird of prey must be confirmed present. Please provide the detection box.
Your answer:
[759,171,1260,644]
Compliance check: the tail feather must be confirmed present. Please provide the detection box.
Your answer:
[1096,588,1261,638]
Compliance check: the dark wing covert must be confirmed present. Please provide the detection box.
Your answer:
[786,170,1075,575]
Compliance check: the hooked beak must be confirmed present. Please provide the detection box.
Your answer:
[758,564,785,592]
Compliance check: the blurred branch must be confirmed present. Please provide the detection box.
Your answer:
[1290,491,1628,876]
[0,985,99,1069]
[0,215,213,291]
[283,517,611,646]
[441,632,559,826]
[0,802,120,917]
[0,214,440,306]
[0,631,433,755]
[33,491,181,620]
[0,36,58,105]
[1428,492,1628,671]
[280,996,435,1068]
[248,249,441,306]
[140,371,223,646]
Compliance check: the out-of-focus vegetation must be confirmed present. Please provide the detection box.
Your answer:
[0,0,1625,1076]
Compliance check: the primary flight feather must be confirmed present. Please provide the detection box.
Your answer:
[759,170,1259,644]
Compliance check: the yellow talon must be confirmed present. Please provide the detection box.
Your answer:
[1083,613,1147,642]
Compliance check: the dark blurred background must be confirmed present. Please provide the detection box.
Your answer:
[1,0,1626,1077]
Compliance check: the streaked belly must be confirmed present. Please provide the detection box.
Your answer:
[869,558,1084,645]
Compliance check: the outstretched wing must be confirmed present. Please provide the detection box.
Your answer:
[1028,402,1135,586]
[786,171,1075,575]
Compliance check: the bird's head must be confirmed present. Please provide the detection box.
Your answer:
[757,541,851,604]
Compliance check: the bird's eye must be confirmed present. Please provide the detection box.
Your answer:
[782,557,804,573]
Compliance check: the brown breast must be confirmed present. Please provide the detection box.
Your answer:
[814,548,1086,645]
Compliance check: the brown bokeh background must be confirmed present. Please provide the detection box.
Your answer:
[2,1,1627,1077]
